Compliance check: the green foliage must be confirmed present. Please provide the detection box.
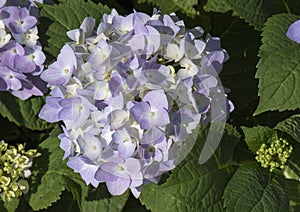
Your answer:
[139,124,240,211]
[205,0,300,31]
[0,93,49,131]
[241,125,277,153]
[0,198,20,212]
[223,162,289,211]
[204,0,230,13]
[286,143,300,182]
[224,0,268,30]
[137,0,198,17]
[40,0,110,57]
[0,0,299,210]
[29,126,66,210]
[255,14,300,115]
[275,114,300,143]
[286,179,300,203]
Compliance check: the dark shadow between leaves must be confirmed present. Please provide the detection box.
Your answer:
[85,183,111,201]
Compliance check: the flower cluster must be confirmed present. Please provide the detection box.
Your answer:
[39,9,233,197]
[0,0,46,100]
[256,138,293,172]
[0,140,41,201]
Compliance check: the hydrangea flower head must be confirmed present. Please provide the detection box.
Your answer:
[39,9,233,197]
[0,0,46,99]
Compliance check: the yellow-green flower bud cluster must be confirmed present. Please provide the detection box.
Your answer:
[0,140,40,201]
[255,138,293,172]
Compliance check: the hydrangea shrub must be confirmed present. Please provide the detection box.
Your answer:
[0,0,299,211]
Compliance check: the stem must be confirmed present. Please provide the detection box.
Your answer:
[282,0,291,14]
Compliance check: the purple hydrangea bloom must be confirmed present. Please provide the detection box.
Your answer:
[68,156,100,187]
[95,157,143,195]
[6,7,37,34]
[39,9,233,197]
[0,65,25,90]
[41,44,77,86]
[130,90,170,129]
[0,1,46,99]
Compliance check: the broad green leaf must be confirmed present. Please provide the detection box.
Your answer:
[29,126,66,210]
[255,14,300,115]
[224,0,266,30]
[285,143,300,182]
[275,114,300,143]
[204,0,231,13]
[223,0,300,31]
[284,165,299,183]
[286,179,300,203]
[139,124,240,211]
[0,198,20,212]
[137,0,198,18]
[40,0,110,57]
[0,93,49,131]
[223,162,289,211]
[241,125,277,153]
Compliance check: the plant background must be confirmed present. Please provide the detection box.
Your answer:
[0,0,300,211]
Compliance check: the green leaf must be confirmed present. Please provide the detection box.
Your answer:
[255,14,300,115]
[223,162,289,211]
[29,126,66,210]
[285,143,300,181]
[0,93,49,131]
[0,198,20,212]
[286,179,300,203]
[224,0,266,30]
[275,114,300,143]
[40,0,110,57]
[241,125,277,153]
[139,124,240,211]
[137,0,198,18]
[204,0,231,13]
[223,0,300,31]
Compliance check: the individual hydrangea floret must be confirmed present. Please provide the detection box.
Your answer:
[0,0,46,100]
[255,138,293,172]
[0,140,41,201]
[287,19,300,43]
[39,9,233,197]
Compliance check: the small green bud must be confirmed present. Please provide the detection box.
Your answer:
[0,176,11,187]
[256,138,293,172]
[0,140,41,201]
